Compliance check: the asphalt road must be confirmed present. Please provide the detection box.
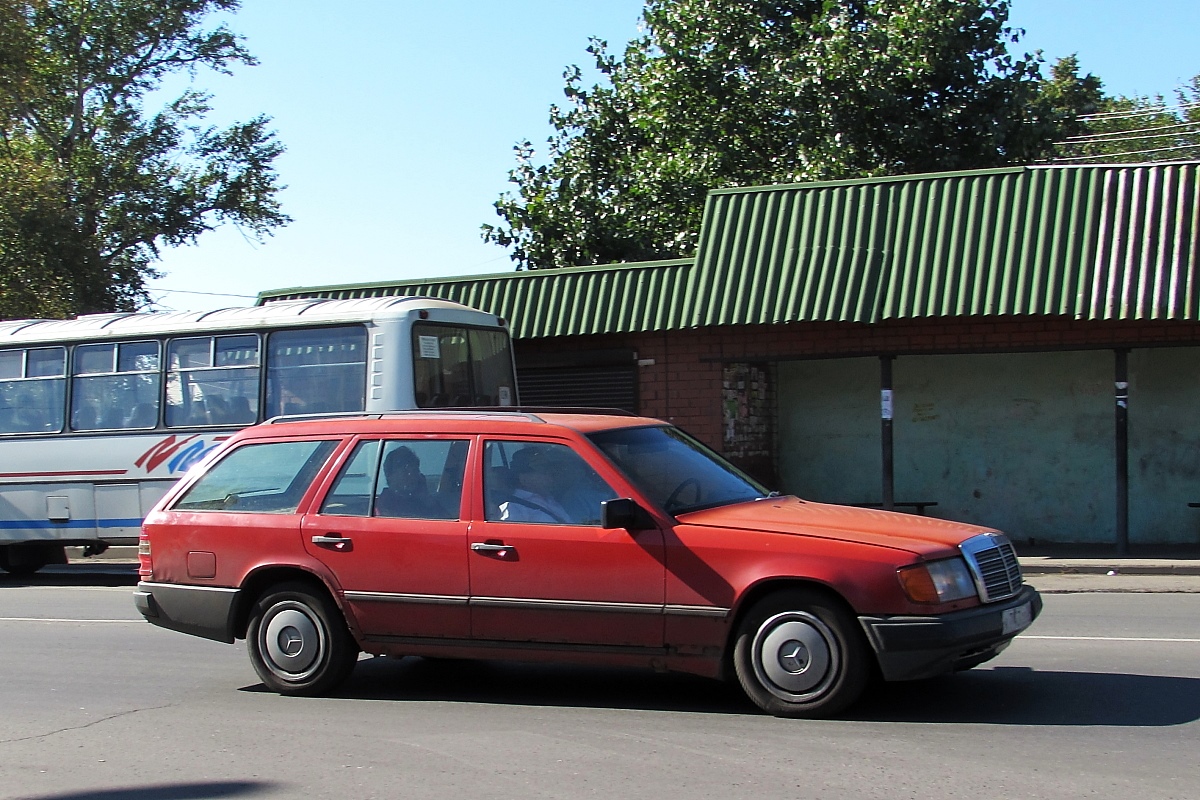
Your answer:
[0,569,1198,800]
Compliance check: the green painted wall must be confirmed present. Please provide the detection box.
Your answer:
[893,351,1113,545]
[778,351,1141,545]
[1129,347,1200,546]
[777,357,881,506]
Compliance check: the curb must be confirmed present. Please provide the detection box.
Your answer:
[1018,561,1200,577]
[66,546,139,564]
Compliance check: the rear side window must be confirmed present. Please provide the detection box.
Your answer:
[172,440,338,514]
[319,438,468,520]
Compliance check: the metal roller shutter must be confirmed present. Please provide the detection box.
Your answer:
[515,365,638,413]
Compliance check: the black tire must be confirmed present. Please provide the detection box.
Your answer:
[732,589,870,718]
[247,581,359,696]
[0,544,61,576]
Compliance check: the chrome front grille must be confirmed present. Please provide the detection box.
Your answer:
[959,533,1023,602]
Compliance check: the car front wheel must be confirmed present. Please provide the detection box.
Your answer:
[247,582,358,696]
[732,589,870,718]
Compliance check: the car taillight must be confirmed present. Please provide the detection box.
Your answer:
[138,530,152,579]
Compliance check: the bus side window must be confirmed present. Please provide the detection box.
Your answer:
[71,342,160,431]
[0,347,66,434]
[166,335,261,428]
[265,326,367,418]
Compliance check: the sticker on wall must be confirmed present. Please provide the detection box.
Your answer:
[911,402,939,423]
[881,389,894,420]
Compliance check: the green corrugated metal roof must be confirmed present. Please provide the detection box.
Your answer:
[692,163,1200,324]
[258,259,695,340]
[258,163,1200,336]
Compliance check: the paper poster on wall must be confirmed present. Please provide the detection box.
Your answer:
[417,335,441,359]
[498,386,513,406]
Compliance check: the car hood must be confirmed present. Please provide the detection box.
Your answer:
[674,496,997,556]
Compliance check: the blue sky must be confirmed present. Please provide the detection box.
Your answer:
[146,0,1200,312]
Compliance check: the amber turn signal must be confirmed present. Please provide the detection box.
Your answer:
[897,564,940,604]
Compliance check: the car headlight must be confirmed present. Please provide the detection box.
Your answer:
[898,558,979,604]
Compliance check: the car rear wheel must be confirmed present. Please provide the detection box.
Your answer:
[247,582,358,696]
[732,589,870,718]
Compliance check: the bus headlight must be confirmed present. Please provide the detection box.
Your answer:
[898,558,978,604]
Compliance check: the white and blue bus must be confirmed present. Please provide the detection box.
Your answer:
[0,296,517,574]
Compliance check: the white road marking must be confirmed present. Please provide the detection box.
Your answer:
[1023,635,1200,643]
[0,617,140,623]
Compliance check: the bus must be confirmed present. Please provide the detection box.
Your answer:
[0,296,517,574]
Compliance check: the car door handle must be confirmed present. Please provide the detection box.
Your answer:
[312,534,352,551]
[470,542,517,558]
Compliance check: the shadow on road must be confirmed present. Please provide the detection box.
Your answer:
[249,657,1200,726]
[0,563,138,588]
[856,666,1200,726]
[18,780,277,799]
[247,655,759,716]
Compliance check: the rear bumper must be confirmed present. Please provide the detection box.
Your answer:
[134,581,240,644]
[858,585,1042,681]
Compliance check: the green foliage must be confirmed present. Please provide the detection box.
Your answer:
[1042,60,1200,164]
[485,0,1062,270]
[0,0,289,319]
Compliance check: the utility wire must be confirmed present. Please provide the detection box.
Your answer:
[1056,133,1200,148]
[151,287,257,299]
[1059,120,1200,143]
[1078,100,1200,122]
[1043,142,1200,163]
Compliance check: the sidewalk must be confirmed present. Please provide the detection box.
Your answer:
[1019,555,1200,576]
[1019,554,1200,593]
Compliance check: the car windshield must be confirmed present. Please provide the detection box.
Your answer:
[588,425,769,515]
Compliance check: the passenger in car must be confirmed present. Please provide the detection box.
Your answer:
[498,445,574,523]
[375,445,440,519]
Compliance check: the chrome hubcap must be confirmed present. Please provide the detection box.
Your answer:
[262,605,323,678]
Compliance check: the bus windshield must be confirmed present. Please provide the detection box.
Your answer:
[412,324,516,407]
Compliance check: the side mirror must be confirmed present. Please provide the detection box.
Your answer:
[601,498,651,530]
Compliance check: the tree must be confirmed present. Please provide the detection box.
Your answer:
[485,0,1063,270]
[0,0,288,319]
[1039,59,1200,164]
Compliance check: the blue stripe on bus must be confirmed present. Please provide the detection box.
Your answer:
[0,518,143,530]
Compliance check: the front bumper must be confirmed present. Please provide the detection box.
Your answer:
[135,581,240,644]
[858,585,1042,682]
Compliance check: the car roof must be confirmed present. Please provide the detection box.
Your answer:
[232,409,664,440]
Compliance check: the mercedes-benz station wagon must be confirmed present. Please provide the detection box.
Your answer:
[134,409,1041,718]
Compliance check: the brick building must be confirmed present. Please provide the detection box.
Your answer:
[260,162,1200,551]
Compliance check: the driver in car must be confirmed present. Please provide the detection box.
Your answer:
[499,445,574,523]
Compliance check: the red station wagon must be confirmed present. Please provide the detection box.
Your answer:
[134,409,1041,718]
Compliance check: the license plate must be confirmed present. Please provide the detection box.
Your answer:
[1001,601,1033,635]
